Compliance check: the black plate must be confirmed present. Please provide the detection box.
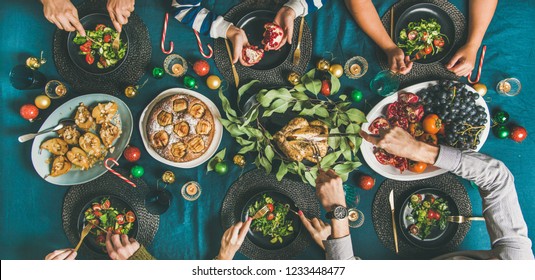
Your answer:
[237,10,291,71]
[394,3,455,64]
[77,195,138,255]
[397,188,459,249]
[241,190,302,250]
[67,13,129,75]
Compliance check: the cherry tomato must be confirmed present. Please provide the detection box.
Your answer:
[434,211,441,220]
[433,37,445,48]
[409,161,427,173]
[96,235,106,245]
[79,41,92,53]
[320,80,330,96]
[95,24,106,31]
[92,204,102,211]
[510,126,527,143]
[266,213,275,221]
[409,123,424,137]
[425,195,435,204]
[409,224,419,235]
[358,175,375,190]
[116,214,125,225]
[427,209,437,220]
[414,51,423,60]
[99,56,107,67]
[93,210,102,217]
[408,30,418,41]
[267,203,274,212]
[421,31,429,42]
[423,114,442,134]
[424,45,433,55]
[85,53,94,65]
[126,211,136,223]
[419,133,438,145]
[103,34,111,43]
[101,199,111,210]
[410,194,423,203]
[114,227,123,234]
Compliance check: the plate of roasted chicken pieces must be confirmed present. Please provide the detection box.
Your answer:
[361,80,490,181]
[139,88,223,168]
[31,94,133,186]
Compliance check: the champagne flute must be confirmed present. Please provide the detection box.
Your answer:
[369,70,400,97]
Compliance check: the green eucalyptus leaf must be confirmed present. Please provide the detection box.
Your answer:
[330,74,341,95]
[346,108,367,124]
[314,106,329,118]
[339,94,347,101]
[258,88,293,107]
[340,139,352,161]
[292,101,303,111]
[236,137,253,146]
[265,145,275,163]
[299,106,316,117]
[238,143,257,154]
[320,151,342,169]
[328,128,341,149]
[294,83,306,92]
[219,88,239,122]
[263,99,289,117]
[243,127,264,139]
[237,80,259,105]
[207,148,226,172]
[276,162,288,181]
[259,156,272,174]
[304,171,317,186]
[292,91,310,101]
[339,172,349,182]
[239,105,259,129]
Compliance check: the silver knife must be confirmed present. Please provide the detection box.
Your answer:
[389,189,399,254]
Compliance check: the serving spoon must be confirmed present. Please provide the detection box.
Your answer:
[18,119,76,143]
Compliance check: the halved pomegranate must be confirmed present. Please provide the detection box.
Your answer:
[242,45,264,65]
[262,22,284,51]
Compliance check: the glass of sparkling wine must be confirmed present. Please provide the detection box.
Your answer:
[164,54,188,78]
[496,78,521,97]
[369,70,400,97]
[45,80,68,99]
[347,208,365,228]
[145,188,172,215]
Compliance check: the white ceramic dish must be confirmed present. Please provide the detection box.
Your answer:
[139,88,223,168]
[360,80,490,181]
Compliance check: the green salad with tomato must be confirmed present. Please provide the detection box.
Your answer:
[405,193,450,240]
[397,18,448,60]
[72,24,127,68]
[83,197,136,248]
[248,194,294,244]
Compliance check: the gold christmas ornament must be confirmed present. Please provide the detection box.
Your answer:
[124,86,138,98]
[206,75,222,90]
[316,59,330,71]
[473,83,487,96]
[329,64,344,78]
[34,95,51,109]
[162,171,176,184]
[26,57,41,70]
[287,72,301,85]
[233,154,246,167]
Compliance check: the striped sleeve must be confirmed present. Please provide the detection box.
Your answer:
[171,0,232,39]
[284,0,326,17]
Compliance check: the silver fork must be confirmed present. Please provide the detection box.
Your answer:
[447,216,485,223]
[307,140,322,168]
[252,205,269,220]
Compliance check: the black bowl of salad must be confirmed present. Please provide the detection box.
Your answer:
[394,3,455,64]
[241,190,302,250]
[77,195,138,255]
[397,188,459,249]
[67,13,129,75]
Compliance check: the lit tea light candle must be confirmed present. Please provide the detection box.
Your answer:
[55,84,67,97]
[498,81,511,93]
[171,63,185,76]
[181,181,201,201]
[349,64,362,75]
[348,209,359,221]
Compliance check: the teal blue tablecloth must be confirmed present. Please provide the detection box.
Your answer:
[1,0,534,259]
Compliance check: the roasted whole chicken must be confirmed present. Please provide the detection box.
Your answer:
[273,117,328,163]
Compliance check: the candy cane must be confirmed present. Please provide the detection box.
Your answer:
[467,45,486,84]
[161,13,174,54]
[193,30,213,58]
[104,158,137,188]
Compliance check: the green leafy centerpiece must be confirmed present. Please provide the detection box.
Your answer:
[218,69,367,186]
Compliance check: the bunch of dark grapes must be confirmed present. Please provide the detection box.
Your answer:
[417,80,488,150]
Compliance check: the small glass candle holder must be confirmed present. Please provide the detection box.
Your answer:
[370,70,400,97]
[45,80,68,99]
[496,78,521,97]
[164,54,188,77]
[181,181,201,201]
[347,208,365,228]
[344,56,368,79]
[343,184,361,207]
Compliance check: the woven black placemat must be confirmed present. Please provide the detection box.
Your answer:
[372,173,471,259]
[213,0,312,88]
[221,169,320,260]
[379,0,467,87]
[53,0,151,95]
[62,168,159,259]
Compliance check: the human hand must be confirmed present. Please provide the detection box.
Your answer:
[41,0,85,36]
[315,169,346,212]
[273,6,297,49]
[299,214,331,250]
[107,0,135,32]
[359,126,439,165]
[226,26,254,66]
[45,248,77,260]
[385,46,412,74]
[105,232,140,260]
[446,43,479,77]
[217,218,252,260]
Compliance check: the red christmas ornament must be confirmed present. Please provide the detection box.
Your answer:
[123,145,141,162]
[510,126,527,143]
[20,104,39,121]
[193,60,210,77]
[320,80,331,96]
[358,175,375,190]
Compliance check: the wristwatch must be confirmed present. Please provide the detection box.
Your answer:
[325,205,348,220]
